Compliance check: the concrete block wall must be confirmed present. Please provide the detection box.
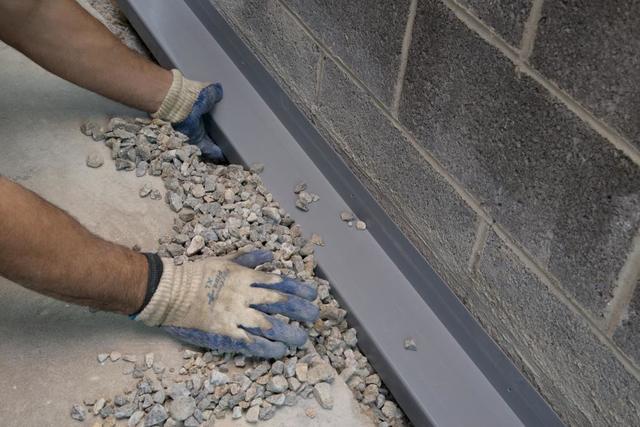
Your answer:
[210,0,640,424]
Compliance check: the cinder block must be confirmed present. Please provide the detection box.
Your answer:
[474,232,640,426]
[316,59,477,274]
[282,0,410,106]
[613,280,640,364]
[212,0,320,105]
[458,0,532,46]
[531,0,640,143]
[398,0,640,319]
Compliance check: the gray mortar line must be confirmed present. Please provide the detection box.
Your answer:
[391,0,418,117]
[605,228,640,336]
[282,0,640,380]
[468,219,490,273]
[490,223,640,381]
[443,0,640,168]
[519,0,544,63]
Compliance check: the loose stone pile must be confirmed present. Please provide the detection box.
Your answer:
[76,117,407,426]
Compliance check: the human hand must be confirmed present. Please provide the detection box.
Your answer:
[135,251,319,359]
[152,69,225,162]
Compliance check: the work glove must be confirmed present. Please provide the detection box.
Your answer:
[152,69,225,162]
[136,251,319,359]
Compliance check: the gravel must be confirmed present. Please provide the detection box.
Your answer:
[86,152,104,168]
[404,338,417,351]
[70,404,86,421]
[313,383,334,409]
[76,117,408,426]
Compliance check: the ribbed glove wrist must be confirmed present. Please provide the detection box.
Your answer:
[135,259,202,326]
[151,69,209,124]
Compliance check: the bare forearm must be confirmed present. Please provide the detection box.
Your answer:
[0,0,171,113]
[0,177,147,314]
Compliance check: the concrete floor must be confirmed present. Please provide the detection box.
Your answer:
[0,40,372,426]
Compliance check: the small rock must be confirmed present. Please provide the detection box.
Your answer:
[355,220,367,230]
[305,407,317,418]
[261,207,281,223]
[114,394,128,406]
[210,370,229,386]
[128,410,145,427]
[93,398,106,415]
[307,363,335,385]
[70,404,86,421]
[270,360,285,375]
[310,233,324,246]
[313,383,334,409]
[266,393,286,406]
[144,404,168,426]
[145,353,154,368]
[122,354,136,363]
[86,152,104,168]
[139,184,153,198]
[186,235,205,255]
[245,405,260,423]
[170,396,196,421]
[266,375,288,393]
[234,355,246,367]
[150,189,162,200]
[295,363,308,382]
[294,182,307,194]
[109,351,121,362]
[381,401,400,419]
[114,403,136,419]
[168,192,183,212]
[340,211,354,221]
[404,338,417,351]
[97,353,109,363]
[232,405,243,419]
[259,404,276,421]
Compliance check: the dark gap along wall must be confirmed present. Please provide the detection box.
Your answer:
[209,0,640,425]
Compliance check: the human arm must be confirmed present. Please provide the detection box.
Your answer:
[0,0,225,161]
[0,176,318,357]
[0,176,147,313]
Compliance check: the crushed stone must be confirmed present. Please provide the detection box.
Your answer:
[75,116,408,426]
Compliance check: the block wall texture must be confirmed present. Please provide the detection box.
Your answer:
[210,0,640,424]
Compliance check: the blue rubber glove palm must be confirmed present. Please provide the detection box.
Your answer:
[173,83,225,163]
[136,251,318,359]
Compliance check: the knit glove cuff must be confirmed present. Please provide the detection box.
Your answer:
[135,259,203,326]
[151,69,209,124]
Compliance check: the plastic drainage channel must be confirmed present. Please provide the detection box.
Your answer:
[118,2,563,426]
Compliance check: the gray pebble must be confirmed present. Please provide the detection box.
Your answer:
[97,353,109,363]
[266,375,288,393]
[245,405,260,423]
[139,183,153,198]
[313,383,334,409]
[404,337,417,351]
[232,405,243,419]
[144,404,168,426]
[355,220,367,230]
[259,404,277,421]
[170,396,196,421]
[70,404,86,421]
[114,403,136,419]
[86,153,104,168]
[340,211,354,221]
[270,360,284,375]
[128,410,145,427]
[307,363,335,385]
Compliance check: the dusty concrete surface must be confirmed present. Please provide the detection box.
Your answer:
[0,41,372,426]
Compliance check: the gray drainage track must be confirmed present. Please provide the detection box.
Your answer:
[118,2,563,426]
